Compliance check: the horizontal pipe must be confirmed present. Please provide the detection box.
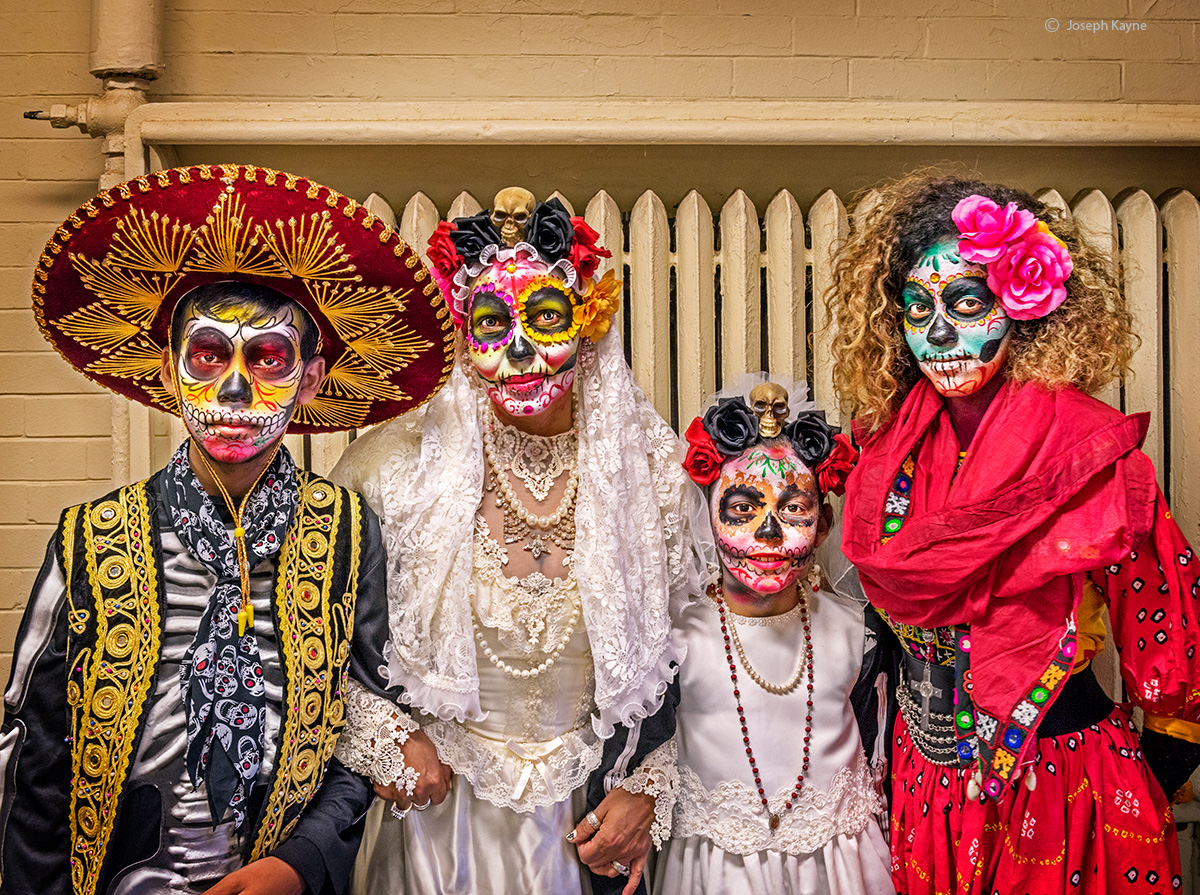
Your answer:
[125,100,1200,177]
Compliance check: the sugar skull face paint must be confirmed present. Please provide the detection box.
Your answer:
[465,259,580,417]
[174,304,308,464]
[710,441,822,596]
[904,240,1012,398]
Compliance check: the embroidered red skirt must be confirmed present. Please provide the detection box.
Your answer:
[890,705,1181,895]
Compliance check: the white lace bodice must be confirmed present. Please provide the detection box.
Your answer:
[671,590,885,856]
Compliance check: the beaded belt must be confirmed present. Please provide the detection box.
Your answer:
[898,655,960,767]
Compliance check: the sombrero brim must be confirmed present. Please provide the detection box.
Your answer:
[33,164,456,434]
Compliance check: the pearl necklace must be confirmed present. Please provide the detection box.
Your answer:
[482,405,579,533]
[713,582,814,832]
[472,601,579,679]
[726,563,820,696]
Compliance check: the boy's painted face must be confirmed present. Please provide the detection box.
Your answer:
[464,257,580,417]
[710,441,822,596]
[174,303,308,464]
[903,239,1012,398]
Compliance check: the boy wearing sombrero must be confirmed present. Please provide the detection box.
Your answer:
[0,165,456,895]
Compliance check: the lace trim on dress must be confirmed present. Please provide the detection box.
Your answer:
[487,417,578,501]
[473,516,580,655]
[615,737,678,847]
[671,750,884,856]
[423,718,603,814]
[333,679,422,793]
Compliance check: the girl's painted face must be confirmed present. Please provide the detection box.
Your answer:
[903,239,1012,398]
[710,441,822,595]
[175,304,307,464]
[465,257,580,417]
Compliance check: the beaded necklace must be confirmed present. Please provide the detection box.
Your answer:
[712,580,815,832]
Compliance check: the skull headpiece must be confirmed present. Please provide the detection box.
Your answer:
[749,382,789,438]
[491,187,536,247]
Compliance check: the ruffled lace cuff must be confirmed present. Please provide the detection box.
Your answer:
[334,679,422,793]
[615,737,678,847]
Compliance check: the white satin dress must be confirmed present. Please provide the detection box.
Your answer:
[655,587,894,895]
[352,520,600,895]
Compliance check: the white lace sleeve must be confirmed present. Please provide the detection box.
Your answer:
[615,737,678,847]
[334,679,423,793]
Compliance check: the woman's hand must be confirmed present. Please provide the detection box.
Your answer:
[373,729,453,811]
[568,788,655,895]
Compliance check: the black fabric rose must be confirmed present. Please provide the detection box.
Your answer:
[524,198,574,263]
[449,212,503,265]
[702,398,759,455]
[784,411,836,466]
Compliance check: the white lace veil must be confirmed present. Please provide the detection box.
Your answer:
[332,326,715,736]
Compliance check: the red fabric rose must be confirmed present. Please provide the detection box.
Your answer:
[426,221,464,283]
[683,417,725,486]
[568,217,611,282]
[815,433,858,497]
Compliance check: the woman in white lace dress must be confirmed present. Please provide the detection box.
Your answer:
[329,190,711,895]
[660,382,895,895]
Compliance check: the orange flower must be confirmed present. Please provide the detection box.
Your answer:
[575,270,622,342]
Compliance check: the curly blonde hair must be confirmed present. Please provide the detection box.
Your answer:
[827,171,1135,432]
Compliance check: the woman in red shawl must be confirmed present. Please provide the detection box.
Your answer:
[830,172,1200,895]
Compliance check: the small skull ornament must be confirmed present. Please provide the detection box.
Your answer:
[491,187,536,247]
[749,383,790,438]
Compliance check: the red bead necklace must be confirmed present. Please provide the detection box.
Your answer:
[712,582,814,833]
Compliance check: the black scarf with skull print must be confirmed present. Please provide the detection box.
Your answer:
[158,443,298,830]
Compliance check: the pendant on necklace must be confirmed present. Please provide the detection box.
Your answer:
[769,814,780,832]
[525,532,550,559]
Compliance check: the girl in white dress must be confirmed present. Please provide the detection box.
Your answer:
[658,381,895,895]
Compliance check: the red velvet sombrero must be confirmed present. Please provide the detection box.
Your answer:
[32,164,456,434]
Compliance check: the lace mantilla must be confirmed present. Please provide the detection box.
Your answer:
[473,517,580,655]
[424,718,603,814]
[330,330,715,734]
[333,680,422,793]
[615,737,678,847]
[671,751,883,857]
[487,416,578,501]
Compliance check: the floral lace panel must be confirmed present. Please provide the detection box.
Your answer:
[423,718,603,814]
[488,416,578,501]
[615,737,678,847]
[333,679,422,791]
[473,516,581,656]
[671,750,884,856]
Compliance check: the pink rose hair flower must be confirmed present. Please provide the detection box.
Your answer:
[986,222,1074,320]
[953,195,1073,321]
[953,195,1037,264]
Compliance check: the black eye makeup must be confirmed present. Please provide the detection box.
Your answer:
[942,277,996,321]
[719,484,766,526]
[470,290,514,345]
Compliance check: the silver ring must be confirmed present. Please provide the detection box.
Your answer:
[585,810,602,830]
[390,803,410,820]
[611,861,630,876]
[414,798,432,811]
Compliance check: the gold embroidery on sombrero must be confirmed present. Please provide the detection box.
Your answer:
[86,337,165,381]
[250,475,361,859]
[68,253,177,327]
[346,323,429,374]
[259,212,357,282]
[111,207,197,272]
[306,281,414,341]
[54,303,140,352]
[185,188,290,278]
[292,393,371,430]
[322,353,406,403]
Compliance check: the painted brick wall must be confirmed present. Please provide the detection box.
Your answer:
[1,0,1198,686]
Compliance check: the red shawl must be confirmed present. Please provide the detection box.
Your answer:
[843,378,1158,772]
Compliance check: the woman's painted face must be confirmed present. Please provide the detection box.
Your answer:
[465,258,580,417]
[175,303,307,464]
[903,239,1012,398]
[710,441,822,595]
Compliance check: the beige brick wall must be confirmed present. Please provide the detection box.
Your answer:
[1,0,1199,686]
